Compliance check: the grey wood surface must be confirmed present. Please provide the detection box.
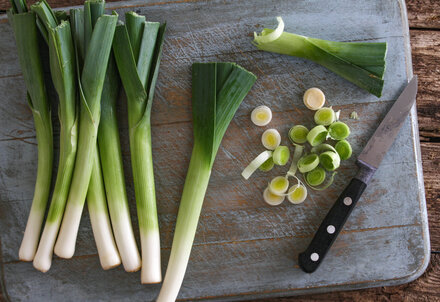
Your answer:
[0,0,430,301]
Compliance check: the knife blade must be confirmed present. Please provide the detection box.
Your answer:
[298,76,418,273]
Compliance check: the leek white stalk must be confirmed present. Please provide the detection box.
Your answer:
[87,148,121,269]
[8,0,54,261]
[157,62,256,302]
[54,2,117,258]
[31,0,78,272]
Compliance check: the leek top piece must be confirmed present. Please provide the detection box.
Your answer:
[253,17,387,97]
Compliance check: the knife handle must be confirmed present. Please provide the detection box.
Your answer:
[298,178,367,273]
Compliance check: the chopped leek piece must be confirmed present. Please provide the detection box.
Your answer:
[329,121,350,140]
[297,153,319,173]
[286,143,304,177]
[350,111,359,120]
[261,128,281,150]
[335,140,352,160]
[242,150,273,179]
[306,172,337,191]
[263,187,285,206]
[314,107,336,126]
[319,151,341,171]
[157,63,256,302]
[287,184,307,204]
[251,105,272,126]
[303,87,325,110]
[311,143,337,154]
[259,157,274,172]
[306,125,327,146]
[269,176,289,195]
[288,125,309,144]
[273,145,290,166]
[306,167,326,186]
[253,17,387,97]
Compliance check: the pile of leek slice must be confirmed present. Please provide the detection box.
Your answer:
[242,88,353,206]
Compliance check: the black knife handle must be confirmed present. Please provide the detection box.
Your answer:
[298,178,367,273]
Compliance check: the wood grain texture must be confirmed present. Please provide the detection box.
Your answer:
[407,0,440,29]
[0,0,438,301]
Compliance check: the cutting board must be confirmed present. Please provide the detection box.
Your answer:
[0,0,430,301]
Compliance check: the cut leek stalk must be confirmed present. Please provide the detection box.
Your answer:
[319,151,341,171]
[297,153,319,173]
[272,145,290,166]
[54,2,118,259]
[157,63,256,302]
[251,105,272,126]
[253,17,387,97]
[303,87,325,110]
[261,128,281,150]
[263,187,285,206]
[269,176,289,195]
[31,0,78,272]
[306,167,326,186]
[306,125,327,146]
[288,125,309,144]
[9,0,54,262]
[242,150,273,179]
[314,107,335,126]
[335,140,352,160]
[259,157,274,172]
[287,184,307,204]
[311,143,337,155]
[329,121,350,140]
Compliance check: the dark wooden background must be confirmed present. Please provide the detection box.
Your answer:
[0,0,438,301]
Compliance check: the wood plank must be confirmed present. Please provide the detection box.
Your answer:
[407,0,440,29]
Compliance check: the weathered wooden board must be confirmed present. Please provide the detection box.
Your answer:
[0,0,430,301]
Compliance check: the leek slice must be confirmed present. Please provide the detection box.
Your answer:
[157,63,256,302]
[251,105,272,126]
[297,153,319,173]
[319,151,341,171]
[289,125,309,144]
[9,1,54,261]
[259,157,274,172]
[314,107,335,126]
[253,17,387,97]
[303,87,325,110]
[311,143,337,154]
[335,140,352,160]
[273,145,290,166]
[242,150,273,179]
[306,172,337,191]
[306,167,326,186]
[306,125,327,146]
[263,187,285,206]
[286,143,304,177]
[261,128,281,150]
[269,176,289,195]
[329,121,350,140]
[287,184,307,204]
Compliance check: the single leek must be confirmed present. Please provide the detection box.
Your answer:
[9,0,54,261]
[54,3,117,259]
[112,12,166,283]
[157,62,256,302]
[30,0,78,272]
[253,17,387,97]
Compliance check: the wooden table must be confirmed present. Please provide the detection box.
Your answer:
[0,0,438,300]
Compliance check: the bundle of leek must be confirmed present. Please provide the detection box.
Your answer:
[54,1,118,265]
[157,62,256,302]
[29,0,78,272]
[112,11,166,283]
[253,17,387,97]
[8,0,54,262]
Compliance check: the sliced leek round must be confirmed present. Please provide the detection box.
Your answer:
[287,184,307,204]
[251,105,272,126]
[306,125,327,147]
[259,157,275,171]
[273,145,290,166]
[269,176,289,195]
[303,87,325,110]
[329,121,350,140]
[335,140,352,160]
[297,153,320,173]
[262,128,281,150]
[314,107,336,126]
[306,167,326,186]
[319,151,341,171]
[263,187,285,206]
[241,150,273,180]
[288,125,309,144]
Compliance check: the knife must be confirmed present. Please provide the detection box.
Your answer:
[298,76,418,273]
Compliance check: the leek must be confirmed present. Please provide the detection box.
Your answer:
[112,12,166,283]
[253,17,387,97]
[261,128,281,150]
[157,63,256,302]
[8,0,54,261]
[251,105,272,126]
[54,2,117,259]
[30,0,78,272]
